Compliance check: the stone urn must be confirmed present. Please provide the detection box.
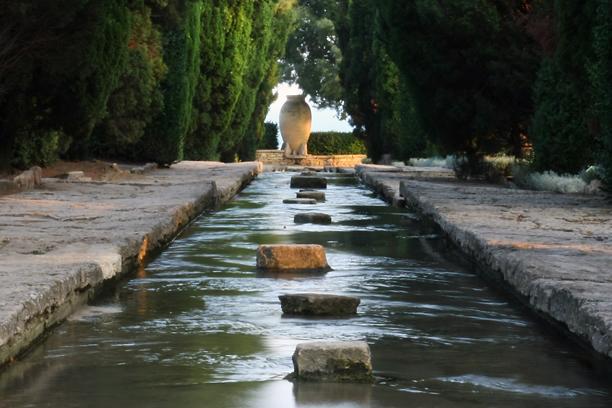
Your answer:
[280,95,312,157]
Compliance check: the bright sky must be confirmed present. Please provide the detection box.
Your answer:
[264,82,353,139]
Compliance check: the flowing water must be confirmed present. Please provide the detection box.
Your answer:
[1,172,611,407]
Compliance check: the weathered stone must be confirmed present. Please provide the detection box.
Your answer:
[294,213,332,224]
[12,166,42,190]
[283,198,317,204]
[0,161,261,367]
[279,293,360,316]
[0,180,18,195]
[256,244,331,272]
[290,176,327,189]
[297,191,325,201]
[357,164,612,360]
[292,341,373,382]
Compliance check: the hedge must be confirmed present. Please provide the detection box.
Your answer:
[307,132,366,155]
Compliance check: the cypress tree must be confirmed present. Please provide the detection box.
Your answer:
[92,4,167,159]
[0,0,130,166]
[376,1,538,162]
[531,1,598,173]
[143,0,202,165]
[186,1,254,161]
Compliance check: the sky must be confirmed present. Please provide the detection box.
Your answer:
[264,82,352,144]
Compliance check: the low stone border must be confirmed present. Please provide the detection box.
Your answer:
[358,165,612,360]
[0,167,43,196]
[0,161,261,367]
[256,150,366,168]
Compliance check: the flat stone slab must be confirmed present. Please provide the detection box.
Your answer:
[292,341,373,382]
[290,176,327,189]
[357,165,612,360]
[283,198,317,204]
[279,293,360,316]
[297,191,325,201]
[294,213,332,224]
[256,244,331,272]
[0,161,262,367]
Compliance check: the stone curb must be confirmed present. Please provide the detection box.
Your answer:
[358,167,612,360]
[0,161,261,367]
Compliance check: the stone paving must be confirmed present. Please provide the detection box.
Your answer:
[0,161,261,366]
[357,164,612,360]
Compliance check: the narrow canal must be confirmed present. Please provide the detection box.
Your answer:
[1,172,611,407]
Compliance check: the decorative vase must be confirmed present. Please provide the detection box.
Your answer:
[279,94,312,157]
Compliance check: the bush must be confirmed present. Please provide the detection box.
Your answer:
[143,0,202,165]
[511,167,596,194]
[308,132,367,155]
[11,130,70,169]
[260,122,279,149]
[92,6,167,159]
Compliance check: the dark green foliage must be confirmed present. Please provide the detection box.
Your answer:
[376,0,539,163]
[282,0,344,109]
[589,1,612,186]
[186,1,254,161]
[238,2,297,161]
[0,0,130,167]
[64,0,131,157]
[0,0,296,167]
[143,0,202,164]
[187,1,295,162]
[530,58,594,173]
[308,132,366,155]
[92,5,167,158]
[530,1,598,173]
[223,0,297,162]
[11,130,71,169]
[261,122,280,149]
[337,0,427,162]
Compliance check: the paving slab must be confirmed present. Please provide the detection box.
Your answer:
[357,165,612,359]
[0,161,261,366]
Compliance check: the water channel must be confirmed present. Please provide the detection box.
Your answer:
[1,172,611,407]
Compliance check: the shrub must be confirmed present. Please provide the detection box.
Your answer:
[11,130,70,169]
[260,122,279,149]
[409,156,452,168]
[143,0,202,165]
[92,5,167,159]
[308,132,367,155]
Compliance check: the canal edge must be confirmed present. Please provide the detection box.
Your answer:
[0,161,262,369]
[357,164,612,362]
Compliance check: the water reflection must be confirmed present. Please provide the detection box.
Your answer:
[0,172,611,407]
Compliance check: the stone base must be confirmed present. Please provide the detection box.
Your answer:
[256,244,331,272]
[256,150,366,168]
[292,341,373,382]
[279,293,360,316]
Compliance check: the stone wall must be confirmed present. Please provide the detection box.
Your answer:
[255,150,366,168]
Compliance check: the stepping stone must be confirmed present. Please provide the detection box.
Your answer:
[279,293,360,316]
[296,191,325,201]
[256,244,331,272]
[292,341,373,382]
[294,213,331,224]
[283,198,317,204]
[290,176,327,189]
